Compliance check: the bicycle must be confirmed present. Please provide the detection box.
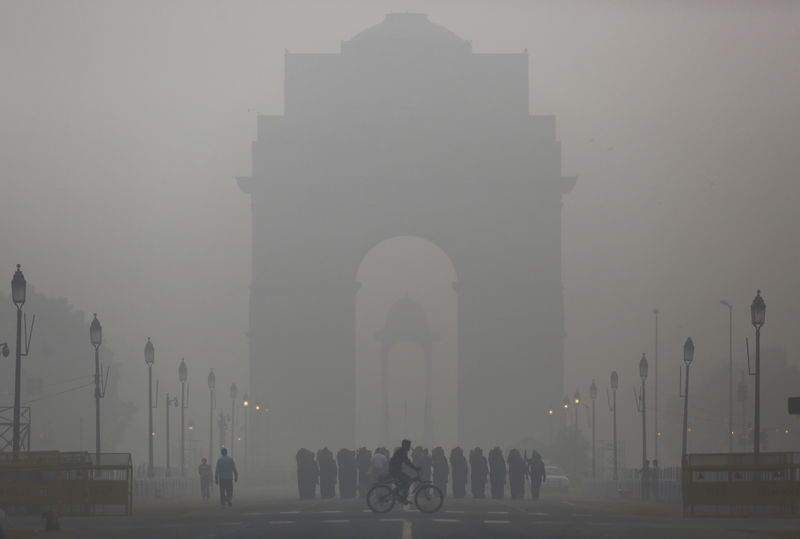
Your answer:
[366,475,444,514]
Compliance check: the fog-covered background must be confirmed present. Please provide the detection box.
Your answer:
[1,0,798,468]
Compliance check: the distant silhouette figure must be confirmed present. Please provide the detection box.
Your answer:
[450,447,468,498]
[421,447,433,482]
[215,447,238,507]
[507,449,526,499]
[431,446,449,495]
[640,460,651,501]
[469,447,488,498]
[488,447,506,499]
[527,450,546,500]
[295,448,318,500]
[337,448,358,498]
[317,447,337,499]
[370,447,389,482]
[356,447,373,496]
[198,457,212,500]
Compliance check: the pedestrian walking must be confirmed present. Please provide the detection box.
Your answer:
[650,459,660,501]
[431,446,449,496]
[469,447,488,498]
[527,450,546,500]
[337,448,357,498]
[507,449,526,500]
[356,447,372,497]
[370,447,389,482]
[214,447,238,508]
[317,447,337,499]
[640,460,651,501]
[450,447,468,498]
[198,457,212,501]
[488,447,506,499]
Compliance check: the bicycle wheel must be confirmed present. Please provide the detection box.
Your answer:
[367,484,396,513]
[414,483,444,514]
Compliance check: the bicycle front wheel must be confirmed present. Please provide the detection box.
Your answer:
[414,483,444,513]
[367,484,396,513]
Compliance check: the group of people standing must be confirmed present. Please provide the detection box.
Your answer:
[296,445,546,501]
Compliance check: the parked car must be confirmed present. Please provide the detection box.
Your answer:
[542,465,570,494]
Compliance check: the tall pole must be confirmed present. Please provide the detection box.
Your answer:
[722,301,734,452]
[612,387,618,480]
[209,389,214,459]
[166,393,171,476]
[94,344,101,459]
[592,399,597,479]
[641,378,647,468]
[653,308,659,461]
[13,304,22,454]
[682,364,691,460]
[147,364,154,476]
[754,326,761,454]
[181,381,186,474]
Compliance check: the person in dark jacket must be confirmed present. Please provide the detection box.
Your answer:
[527,450,546,500]
[488,447,506,499]
[317,447,337,499]
[337,448,358,498]
[356,447,372,497]
[469,447,488,498]
[295,448,318,500]
[431,446,449,495]
[420,448,432,482]
[450,447,468,498]
[507,449,527,499]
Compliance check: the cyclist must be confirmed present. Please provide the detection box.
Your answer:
[389,439,420,504]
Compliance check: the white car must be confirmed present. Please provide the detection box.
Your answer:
[542,465,570,494]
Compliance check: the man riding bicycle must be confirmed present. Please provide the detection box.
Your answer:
[389,439,420,504]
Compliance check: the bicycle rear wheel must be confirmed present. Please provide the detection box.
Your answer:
[414,483,444,513]
[367,484,396,513]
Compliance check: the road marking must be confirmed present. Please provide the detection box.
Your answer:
[379,518,405,522]
[321,519,349,523]
[432,518,460,523]
[279,510,300,514]
[319,510,344,513]
[528,512,549,516]
[445,510,465,514]
[484,519,511,524]
[488,511,509,514]
[243,512,268,516]
[269,520,295,524]
[401,519,413,539]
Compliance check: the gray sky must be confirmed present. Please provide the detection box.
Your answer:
[1,0,799,461]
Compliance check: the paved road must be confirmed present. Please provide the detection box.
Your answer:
[5,496,798,538]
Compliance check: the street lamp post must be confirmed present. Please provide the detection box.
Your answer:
[546,408,555,443]
[208,369,216,459]
[721,300,734,452]
[590,380,597,479]
[653,308,659,462]
[178,358,188,475]
[11,265,26,454]
[144,338,155,477]
[681,338,695,461]
[750,290,766,455]
[230,383,237,455]
[90,314,103,461]
[242,393,249,467]
[639,353,649,468]
[610,371,619,480]
[561,396,570,430]
[573,391,581,431]
[165,393,178,476]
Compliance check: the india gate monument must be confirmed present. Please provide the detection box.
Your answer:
[237,13,575,463]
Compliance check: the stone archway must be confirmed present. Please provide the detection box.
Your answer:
[355,237,457,449]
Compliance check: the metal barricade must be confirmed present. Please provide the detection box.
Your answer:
[683,452,800,516]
